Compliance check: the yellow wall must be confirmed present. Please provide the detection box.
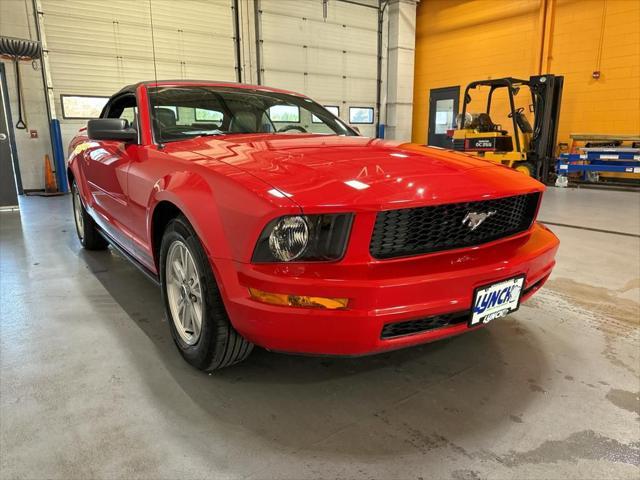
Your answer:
[412,0,640,146]
[551,0,640,139]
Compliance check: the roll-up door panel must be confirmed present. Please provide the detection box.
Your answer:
[42,0,236,149]
[259,1,378,137]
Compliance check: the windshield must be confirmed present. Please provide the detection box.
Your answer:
[148,86,356,143]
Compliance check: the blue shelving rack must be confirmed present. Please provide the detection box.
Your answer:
[555,148,640,187]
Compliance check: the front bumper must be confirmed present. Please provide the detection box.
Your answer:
[215,223,559,356]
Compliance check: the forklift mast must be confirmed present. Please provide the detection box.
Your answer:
[529,75,564,182]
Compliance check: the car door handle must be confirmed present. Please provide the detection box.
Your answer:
[0,133,7,141]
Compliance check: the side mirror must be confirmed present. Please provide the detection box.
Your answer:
[87,118,137,142]
[351,126,361,135]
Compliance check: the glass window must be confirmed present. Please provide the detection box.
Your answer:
[434,99,454,134]
[195,108,223,122]
[312,105,339,123]
[325,106,339,116]
[61,95,109,119]
[119,106,137,124]
[148,86,355,143]
[106,96,136,120]
[349,107,374,124]
[268,105,300,123]
[164,106,179,120]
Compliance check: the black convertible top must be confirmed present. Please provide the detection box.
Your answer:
[111,80,295,98]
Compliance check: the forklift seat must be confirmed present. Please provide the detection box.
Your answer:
[471,113,508,135]
[515,111,533,134]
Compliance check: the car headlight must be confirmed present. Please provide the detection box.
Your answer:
[268,215,309,261]
[252,214,353,263]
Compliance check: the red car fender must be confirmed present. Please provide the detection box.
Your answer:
[67,135,93,205]
[146,171,226,261]
[146,167,300,268]
[144,170,285,311]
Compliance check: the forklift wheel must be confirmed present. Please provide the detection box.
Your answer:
[514,162,535,176]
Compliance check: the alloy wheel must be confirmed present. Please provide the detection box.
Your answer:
[72,183,84,241]
[166,240,203,345]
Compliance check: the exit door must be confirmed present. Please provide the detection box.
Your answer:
[427,86,459,148]
[0,63,20,209]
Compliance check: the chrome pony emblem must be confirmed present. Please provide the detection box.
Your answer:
[462,211,496,231]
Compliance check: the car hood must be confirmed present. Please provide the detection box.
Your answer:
[166,134,543,211]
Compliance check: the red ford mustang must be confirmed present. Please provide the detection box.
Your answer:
[68,80,559,370]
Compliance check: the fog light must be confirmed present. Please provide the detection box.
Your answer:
[248,288,348,310]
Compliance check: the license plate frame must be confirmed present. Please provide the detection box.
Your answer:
[469,275,526,327]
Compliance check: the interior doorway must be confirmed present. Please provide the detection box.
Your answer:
[427,86,460,148]
[0,63,21,209]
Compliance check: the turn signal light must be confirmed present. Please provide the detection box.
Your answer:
[248,288,349,310]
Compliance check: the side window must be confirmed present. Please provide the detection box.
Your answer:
[105,95,138,130]
[119,106,137,125]
[349,107,374,124]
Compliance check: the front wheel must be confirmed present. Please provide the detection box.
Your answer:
[71,180,108,250]
[159,215,253,371]
[514,161,536,177]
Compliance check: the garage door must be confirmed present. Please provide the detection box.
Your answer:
[258,0,379,137]
[41,0,237,148]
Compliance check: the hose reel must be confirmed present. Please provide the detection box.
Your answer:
[0,36,42,129]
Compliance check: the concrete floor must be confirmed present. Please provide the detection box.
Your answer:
[1,188,639,479]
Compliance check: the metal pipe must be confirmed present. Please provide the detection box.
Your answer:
[232,0,242,82]
[32,0,68,192]
[253,0,262,85]
[375,0,388,138]
[32,0,55,120]
[507,83,521,153]
[536,0,548,75]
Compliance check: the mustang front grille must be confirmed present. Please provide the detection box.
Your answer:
[370,193,540,259]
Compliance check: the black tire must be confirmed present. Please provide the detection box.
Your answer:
[159,215,253,371]
[71,179,108,250]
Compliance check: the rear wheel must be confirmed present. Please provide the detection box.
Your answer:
[514,161,535,177]
[71,180,108,250]
[159,215,253,371]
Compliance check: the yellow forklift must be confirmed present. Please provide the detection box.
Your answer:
[449,75,563,181]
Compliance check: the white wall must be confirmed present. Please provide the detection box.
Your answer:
[0,0,53,191]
